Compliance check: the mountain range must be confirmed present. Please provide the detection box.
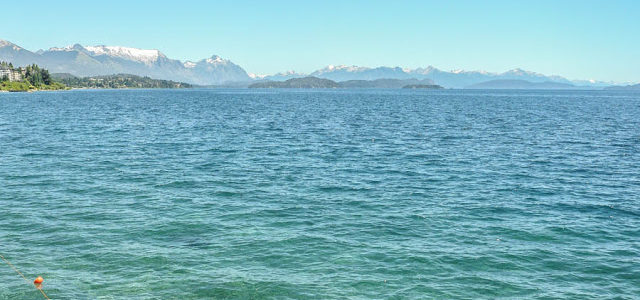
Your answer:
[0,39,249,85]
[263,65,614,89]
[248,77,438,89]
[0,39,630,88]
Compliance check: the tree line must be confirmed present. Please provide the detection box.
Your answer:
[1,61,66,91]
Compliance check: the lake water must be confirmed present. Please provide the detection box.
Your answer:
[1,89,639,299]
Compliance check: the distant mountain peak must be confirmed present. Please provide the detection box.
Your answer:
[411,66,439,74]
[204,55,227,64]
[320,65,370,72]
[261,70,307,81]
[80,45,166,64]
[502,68,540,76]
[0,39,23,51]
[248,73,266,79]
[48,44,85,52]
[273,70,305,76]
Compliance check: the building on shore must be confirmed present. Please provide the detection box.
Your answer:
[0,66,10,79]
[0,66,23,81]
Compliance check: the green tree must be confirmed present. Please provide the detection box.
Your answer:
[41,69,51,85]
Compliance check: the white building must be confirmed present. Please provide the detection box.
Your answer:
[0,66,23,81]
[0,67,10,79]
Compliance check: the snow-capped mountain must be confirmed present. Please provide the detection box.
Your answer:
[248,73,267,80]
[83,45,165,65]
[179,55,250,85]
[310,65,417,81]
[0,39,250,85]
[408,67,607,88]
[262,70,307,81]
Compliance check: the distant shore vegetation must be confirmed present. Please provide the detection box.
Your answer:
[1,62,67,92]
[52,73,193,89]
[249,77,340,88]
[402,84,444,89]
[1,62,193,92]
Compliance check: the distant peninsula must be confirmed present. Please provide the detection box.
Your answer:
[52,73,192,89]
[402,84,444,89]
[604,83,640,90]
[340,78,436,88]
[249,77,339,88]
[249,77,440,89]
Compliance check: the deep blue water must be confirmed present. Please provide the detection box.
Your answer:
[1,89,639,299]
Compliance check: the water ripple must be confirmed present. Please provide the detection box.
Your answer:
[1,89,639,299]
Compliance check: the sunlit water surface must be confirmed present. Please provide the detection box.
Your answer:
[1,89,639,299]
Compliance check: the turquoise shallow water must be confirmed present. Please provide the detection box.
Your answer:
[1,89,639,299]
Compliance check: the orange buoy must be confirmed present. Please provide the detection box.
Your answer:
[34,276,43,284]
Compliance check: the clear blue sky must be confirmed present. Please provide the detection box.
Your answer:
[2,0,639,82]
